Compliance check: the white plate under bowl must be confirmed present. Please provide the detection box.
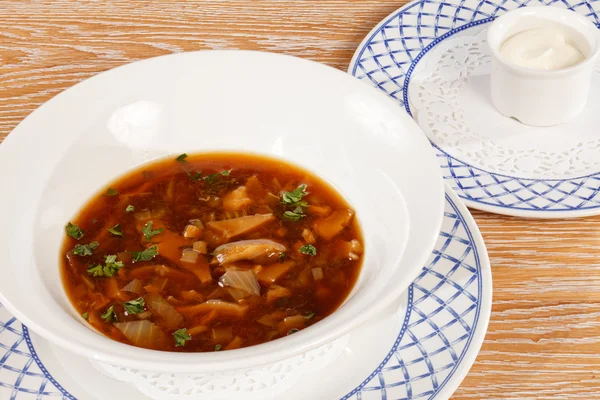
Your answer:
[0,184,491,400]
[349,0,600,218]
[0,50,443,373]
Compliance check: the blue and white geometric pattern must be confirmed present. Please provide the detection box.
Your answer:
[344,191,484,400]
[0,190,487,399]
[0,304,74,399]
[349,0,600,215]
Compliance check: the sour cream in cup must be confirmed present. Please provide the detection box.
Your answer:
[488,7,600,126]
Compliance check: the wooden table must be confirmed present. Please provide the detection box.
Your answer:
[1,1,598,398]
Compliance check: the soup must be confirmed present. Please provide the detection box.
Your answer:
[61,153,363,352]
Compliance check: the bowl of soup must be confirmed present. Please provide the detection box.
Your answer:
[0,50,444,373]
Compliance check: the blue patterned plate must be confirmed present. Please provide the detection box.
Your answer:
[0,185,491,400]
[349,0,600,218]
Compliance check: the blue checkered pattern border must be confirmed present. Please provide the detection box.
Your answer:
[344,192,483,400]
[350,0,600,213]
[0,304,74,399]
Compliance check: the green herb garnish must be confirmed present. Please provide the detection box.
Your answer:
[280,184,308,207]
[142,221,164,242]
[174,328,192,347]
[87,254,124,277]
[132,245,159,263]
[125,205,135,213]
[283,207,305,221]
[72,241,99,256]
[176,153,188,163]
[108,224,123,237]
[82,312,88,320]
[299,244,317,256]
[101,305,117,323]
[278,252,287,261]
[66,222,84,240]
[214,344,222,351]
[105,187,119,196]
[123,297,145,315]
[287,328,300,335]
[187,170,203,182]
[304,311,315,319]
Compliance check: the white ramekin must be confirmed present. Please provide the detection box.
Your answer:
[487,7,600,127]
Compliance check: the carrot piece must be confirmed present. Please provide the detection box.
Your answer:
[199,310,218,325]
[187,325,209,336]
[313,209,355,240]
[255,261,295,284]
[245,176,267,199]
[225,336,244,350]
[179,256,212,284]
[265,284,292,304]
[256,311,287,328]
[104,277,120,300]
[183,224,202,239]
[176,300,249,318]
[306,205,332,217]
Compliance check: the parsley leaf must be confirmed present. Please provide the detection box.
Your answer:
[72,241,99,256]
[125,205,135,213]
[221,169,232,176]
[82,312,88,320]
[203,170,232,184]
[101,305,117,323]
[87,255,123,277]
[299,244,317,256]
[142,221,164,242]
[132,245,159,263]
[283,207,305,221]
[187,170,203,182]
[108,224,123,237]
[176,153,188,163]
[123,297,145,315]
[214,343,222,351]
[66,222,84,240]
[281,184,308,206]
[105,188,119,196]
[173,328,192,347]
[304,311,315,320]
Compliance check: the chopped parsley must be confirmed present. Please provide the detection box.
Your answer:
[72,241,99,256]
[283,207,305,221]
[105,187,119,196]
[123,297,145,315]
[287,328,300,335]
[304,311,315,319]
[278,252,287,261]
[176,153,188,163]
[299,244,317,256]
[65,222,84,240]
[280,184,308,207]
[187,170,203,182]
[87,255,124,277]
[173,328,192,347]
[125,205,135,213]
[203,170,232,185]
[101,305,117,323]
[107,224,123,237]
[82,312,88,320]
[132,245,159,263]
[142,221,164,242]
[214,344,222,351]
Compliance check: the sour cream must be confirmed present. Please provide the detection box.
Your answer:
[500,26,585,71]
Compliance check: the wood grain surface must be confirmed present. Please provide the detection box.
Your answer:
[1,1,599,398]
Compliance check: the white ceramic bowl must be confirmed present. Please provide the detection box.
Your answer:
[488,6,600,126]
[0,51,443,373]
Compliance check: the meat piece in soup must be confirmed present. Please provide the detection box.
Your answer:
[61,152,364,352]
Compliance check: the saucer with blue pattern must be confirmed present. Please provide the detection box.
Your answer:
[0,184,491,400]
[350,0,600,218]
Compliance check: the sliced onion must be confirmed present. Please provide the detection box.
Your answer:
[145,293,184,330]
[189,219,204,229]
[183,224,202,239]
[114,320,167,349]
[180,248,199,264]
[226,287,251,301]
[219,270,260,296]
[121,279,143,295]
[312,267,324,281]
[213,239,286,265]
[134,210,152,221]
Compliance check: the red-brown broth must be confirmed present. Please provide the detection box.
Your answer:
[61,153,363,352]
